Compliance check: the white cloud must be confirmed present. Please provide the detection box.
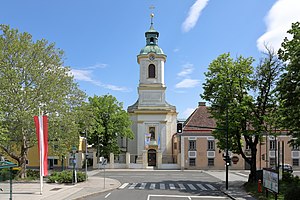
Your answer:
[70,68,129,92]
[257,0,300,52]
[86,63,107,69]
[70,69,93,82]
[182,0,209,33]
[173,48,180,53]
[177,63,194,77]
[182,107,196,119]
[175,78,201,88]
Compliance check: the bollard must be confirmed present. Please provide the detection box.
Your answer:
[258,179,262,193]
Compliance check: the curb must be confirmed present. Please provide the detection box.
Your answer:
[73,179,121,200]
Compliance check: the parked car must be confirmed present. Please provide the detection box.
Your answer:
[279,164,293,173]
[271,164,293,173]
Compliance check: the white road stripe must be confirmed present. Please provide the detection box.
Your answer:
[178,183,186,190]
[197,183,207,190]
[104,193,111,198]
[159,183,165,190]
[128,183,137,189]
[187,184,197,190]
[150,183,156,190]
[139,182,146,189]
[118,183,129,189]
[206,184,217,190]
[169,183,176,190]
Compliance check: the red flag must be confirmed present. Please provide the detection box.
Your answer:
[34,115,48,176]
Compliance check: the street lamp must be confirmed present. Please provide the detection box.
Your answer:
[71,146,77,185]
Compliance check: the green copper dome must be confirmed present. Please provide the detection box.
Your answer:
[140,45,164,55]
[139,15,165,56]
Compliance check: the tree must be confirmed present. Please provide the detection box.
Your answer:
[87,94,134,160]
[277,22,300,145]
[0,24,86,178]
[201,51,282,182]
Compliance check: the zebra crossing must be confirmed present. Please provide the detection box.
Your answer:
[118,182,218,191]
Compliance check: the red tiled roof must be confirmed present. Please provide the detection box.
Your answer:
[183,102,216,133]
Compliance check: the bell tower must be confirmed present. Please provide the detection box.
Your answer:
[127,13,177,167]
[137,13,167,107]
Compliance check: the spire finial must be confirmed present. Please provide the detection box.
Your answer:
[149,5,155,26]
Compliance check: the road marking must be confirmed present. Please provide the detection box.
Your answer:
[197,183,207,190]
[187,184,197,190]
[118,183,129,189]
[169,183,176,190]
[178,183,186,190]
[104,193,111,198]
[206,184,217,190]
[235,172,248,177]
[147,194,228,200]
[139,182,146,189]
[159,183,165,190]
[150,183,156,190]
[128,183,137,189]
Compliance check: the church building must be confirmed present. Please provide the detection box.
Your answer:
[127,14,177,167]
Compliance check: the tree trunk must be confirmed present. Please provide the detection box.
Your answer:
[248,147,257,183]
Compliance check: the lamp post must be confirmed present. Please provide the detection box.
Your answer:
[71,146,77,185]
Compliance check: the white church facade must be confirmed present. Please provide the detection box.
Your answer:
[127,14,178,168]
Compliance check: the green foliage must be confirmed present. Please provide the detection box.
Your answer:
[277,22,300,145]
[0,24,86,178]
[202,53,255,151]
[0,168,19,181]
[26,169,40,180]
[201,50,283,182]
[87,95,134,158]
[284,185,300,200]
[47,170,86,184]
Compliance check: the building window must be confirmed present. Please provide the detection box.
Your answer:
[54,159,58,165]
[293,159,299,166]
[207,140,215,150]
[270,140,276,150]
[189,158,196,166]
[149,127,155,140]
[148,64,155,78]
[189,140,196,151]
[270,158,276,166]
[208,158,214,166]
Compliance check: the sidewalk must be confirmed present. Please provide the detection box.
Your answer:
[205,170,257,200]
[220,181,257,200]
[0,170,121,200]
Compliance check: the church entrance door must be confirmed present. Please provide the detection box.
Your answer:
[148,149,156,166]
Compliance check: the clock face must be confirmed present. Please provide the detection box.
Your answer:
[149,55,155,61]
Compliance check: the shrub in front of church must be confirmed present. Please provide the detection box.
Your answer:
[47,170,86,183]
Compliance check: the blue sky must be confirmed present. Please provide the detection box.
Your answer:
[1,0,299,119]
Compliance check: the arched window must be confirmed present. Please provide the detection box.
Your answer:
[150,37,154,43]
[148,64,155,78]
[149,127,155,140]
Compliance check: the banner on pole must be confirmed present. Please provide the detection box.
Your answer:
[34,115,48,176]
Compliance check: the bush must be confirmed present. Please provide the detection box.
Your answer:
[26,169,39,180]
[284,185,300,200]
[47,170,86,184]
[0,168,20,181]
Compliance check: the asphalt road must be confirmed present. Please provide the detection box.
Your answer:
[86,170,231,200]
